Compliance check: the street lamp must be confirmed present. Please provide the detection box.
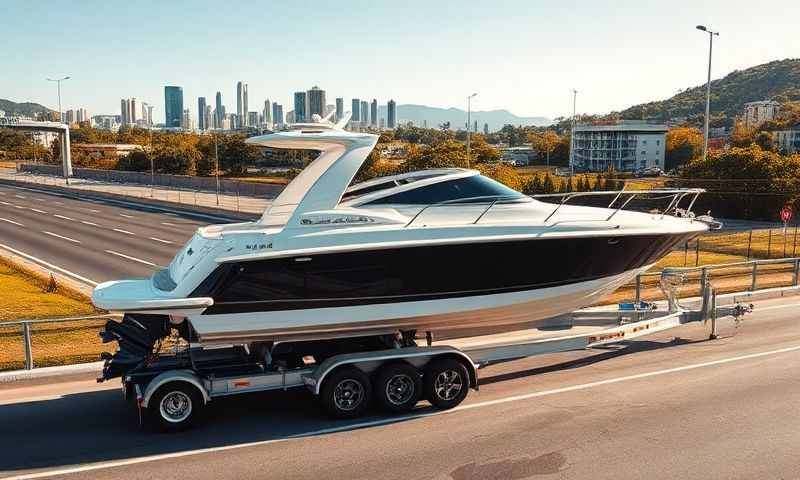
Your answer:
[696,25,719,161]
[466,93,477,168]
[46,76,70,124]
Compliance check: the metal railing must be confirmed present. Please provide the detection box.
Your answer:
[633,257,800,304]
[404,188,705,228]
[0,314,121,371]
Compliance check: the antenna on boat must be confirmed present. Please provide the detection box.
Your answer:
[334,111,352,130]
[321,110,336,123]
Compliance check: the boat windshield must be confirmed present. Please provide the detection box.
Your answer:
[363,175,524,206]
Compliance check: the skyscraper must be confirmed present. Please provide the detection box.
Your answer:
[120,99,128,125]
[335,98,344,122]
[198,97,207,130]
[130,98,137,124]
[215,92,223,129]
[272,103,283,126]
[205,105,212,131]
[370,99,377,127]
[351,98,360,122]
[248,111,259,127]
[263,99,271,124]
[181,109,191,130]
[387,99,396,129]
[360,101,368,127]
[164,86,183,128]
[243,84,249,126]
[483,123,489,134]
[236,82,244,125]
[294,91,307,123]
[306,86,326,120]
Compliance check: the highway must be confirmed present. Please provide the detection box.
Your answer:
[0,182,244,284]
[2,295,800,480]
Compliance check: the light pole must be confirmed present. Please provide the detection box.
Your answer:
[466,93,477,168]
[696,25,719,161]
[569,89,578,175]
[214,132,220,206]
[46,76,70,124]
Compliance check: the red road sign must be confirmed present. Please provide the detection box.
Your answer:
[781,205,793,223]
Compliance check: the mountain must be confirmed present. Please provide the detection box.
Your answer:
[617,58,800,121]
[0,99,54,118]
[376,104,550,132]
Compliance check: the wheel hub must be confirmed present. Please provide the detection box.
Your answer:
[386,374,414,405]
[434,369,463,401]
[333,379,364,411]
[159,391,192,423]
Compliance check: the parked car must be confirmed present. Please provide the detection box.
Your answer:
[635,167,663,177]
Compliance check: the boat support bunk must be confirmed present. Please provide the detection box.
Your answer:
[121,278,752,432]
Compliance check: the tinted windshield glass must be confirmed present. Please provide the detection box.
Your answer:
[365,175,522,205]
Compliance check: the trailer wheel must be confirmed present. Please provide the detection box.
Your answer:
[320,366,372,418]
[374,362,422,413]
[146,381,204,432]
[424,358,469,410]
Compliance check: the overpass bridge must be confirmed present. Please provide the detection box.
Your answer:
[0,116,72,178]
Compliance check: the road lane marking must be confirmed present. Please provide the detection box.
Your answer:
[34,198,46,202]
[0,217,24,226]
[29,208,47,214]
[0,243,97,286]
[14,194,26,199]
[149,236,174,244]
[160,222,177,226]
[6,343,800,480]
[42,231,81,243]
[80,220,99,226]
[14,205,25,209]
[0,201,10,205]
[119,213,134,218]
[53,214,73,221]
[112,228,135,236]
[104,250,157,266]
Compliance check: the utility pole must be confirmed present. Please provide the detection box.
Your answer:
[569,89,578,176]
[466,93,477,168]
[214,132,220,206]
[696,25,719,161]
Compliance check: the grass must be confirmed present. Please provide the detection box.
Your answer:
[0,258,105,371]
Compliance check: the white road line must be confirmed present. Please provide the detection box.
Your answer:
[149,236,174,244]
[42,231,81,243]
[119,213,134,218]
[30,208,47,214]
[14,205,25,209]
[53,214,73,221]
[112,228,135,236]
[0,201,10,205]
[0,243,97,286]
[80,220,99,226]
[104,250,157,266]
[14,194,26,199]
[6,343,800,480]
[163,212,179,217]
[0,217,24,226]
[160,222,176,227]
[34,198,46,202]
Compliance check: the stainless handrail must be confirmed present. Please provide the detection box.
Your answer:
[404,194,528,228]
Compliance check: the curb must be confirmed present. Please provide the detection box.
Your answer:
[0,177,260,223]
[0,245,95,297]
[0,361,103,384]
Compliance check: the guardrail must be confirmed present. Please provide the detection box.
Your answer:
[0,314,121,370]
[633,257,800,304]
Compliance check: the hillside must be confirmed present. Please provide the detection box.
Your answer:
[0,99,53,118]
[618,58,800,121]
[376,104,550,131]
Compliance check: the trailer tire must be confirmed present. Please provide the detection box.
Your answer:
[374,362,422,413]
[424,358,469,410]
[320,366,372,418]
[146,381,204,432]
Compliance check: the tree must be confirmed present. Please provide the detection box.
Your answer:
[665,127,703,171]
[403,140,468,171]
[755,131,775,152]
[528,130,561,166]
[542,173,555,193]
[729,120,755,148]
[469,139,501,164]
[116,150,150,171]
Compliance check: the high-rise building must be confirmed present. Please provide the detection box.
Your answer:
[198,97,208,130]
[130,98,137,124]
[181,109,191,130]
[243,84,249,126]
[306,86,326,120]
[272,103,284,126]
[387,99,396,129]
[263,99,271,124]
[205,106,212,131]
[215,91,223,129]
[351,98,361,122]
[360,101,368,127]
[286,110,295,124]
[294,91,307,123]
[76,108,89,123]
[370,99,378,127]
[120,99,128,125]
[248,111,259,127]
[483,123,489,135]
[164,86,183,128]
[379,118,385,129]
[236,82,244,124]
[335,98,344,122]
[474,120,478,133]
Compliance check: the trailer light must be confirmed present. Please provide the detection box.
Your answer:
[233,381,251,388]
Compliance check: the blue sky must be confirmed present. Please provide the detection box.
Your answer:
[2,0,798,122]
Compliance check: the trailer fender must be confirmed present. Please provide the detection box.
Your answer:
[140,370,209,408]
[306,347,478,396]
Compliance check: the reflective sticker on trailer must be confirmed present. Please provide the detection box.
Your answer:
[233,381,251,388]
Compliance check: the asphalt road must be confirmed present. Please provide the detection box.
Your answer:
[2,295,799,480]
[0,182,241,284]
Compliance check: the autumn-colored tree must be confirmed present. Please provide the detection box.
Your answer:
[755,131,775,152]
[542,173,555,194]
[665,127,703,171]
[528,130,561,166]
[403,140,468,171]
[729,120,755,148]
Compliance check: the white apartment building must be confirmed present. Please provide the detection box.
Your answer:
[571,121,667,172]
[775,129,800,153]
[743,100,780,128]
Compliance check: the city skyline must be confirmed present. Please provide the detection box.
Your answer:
[3,1,798,122]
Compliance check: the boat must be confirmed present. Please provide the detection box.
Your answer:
[92,112,714,379]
